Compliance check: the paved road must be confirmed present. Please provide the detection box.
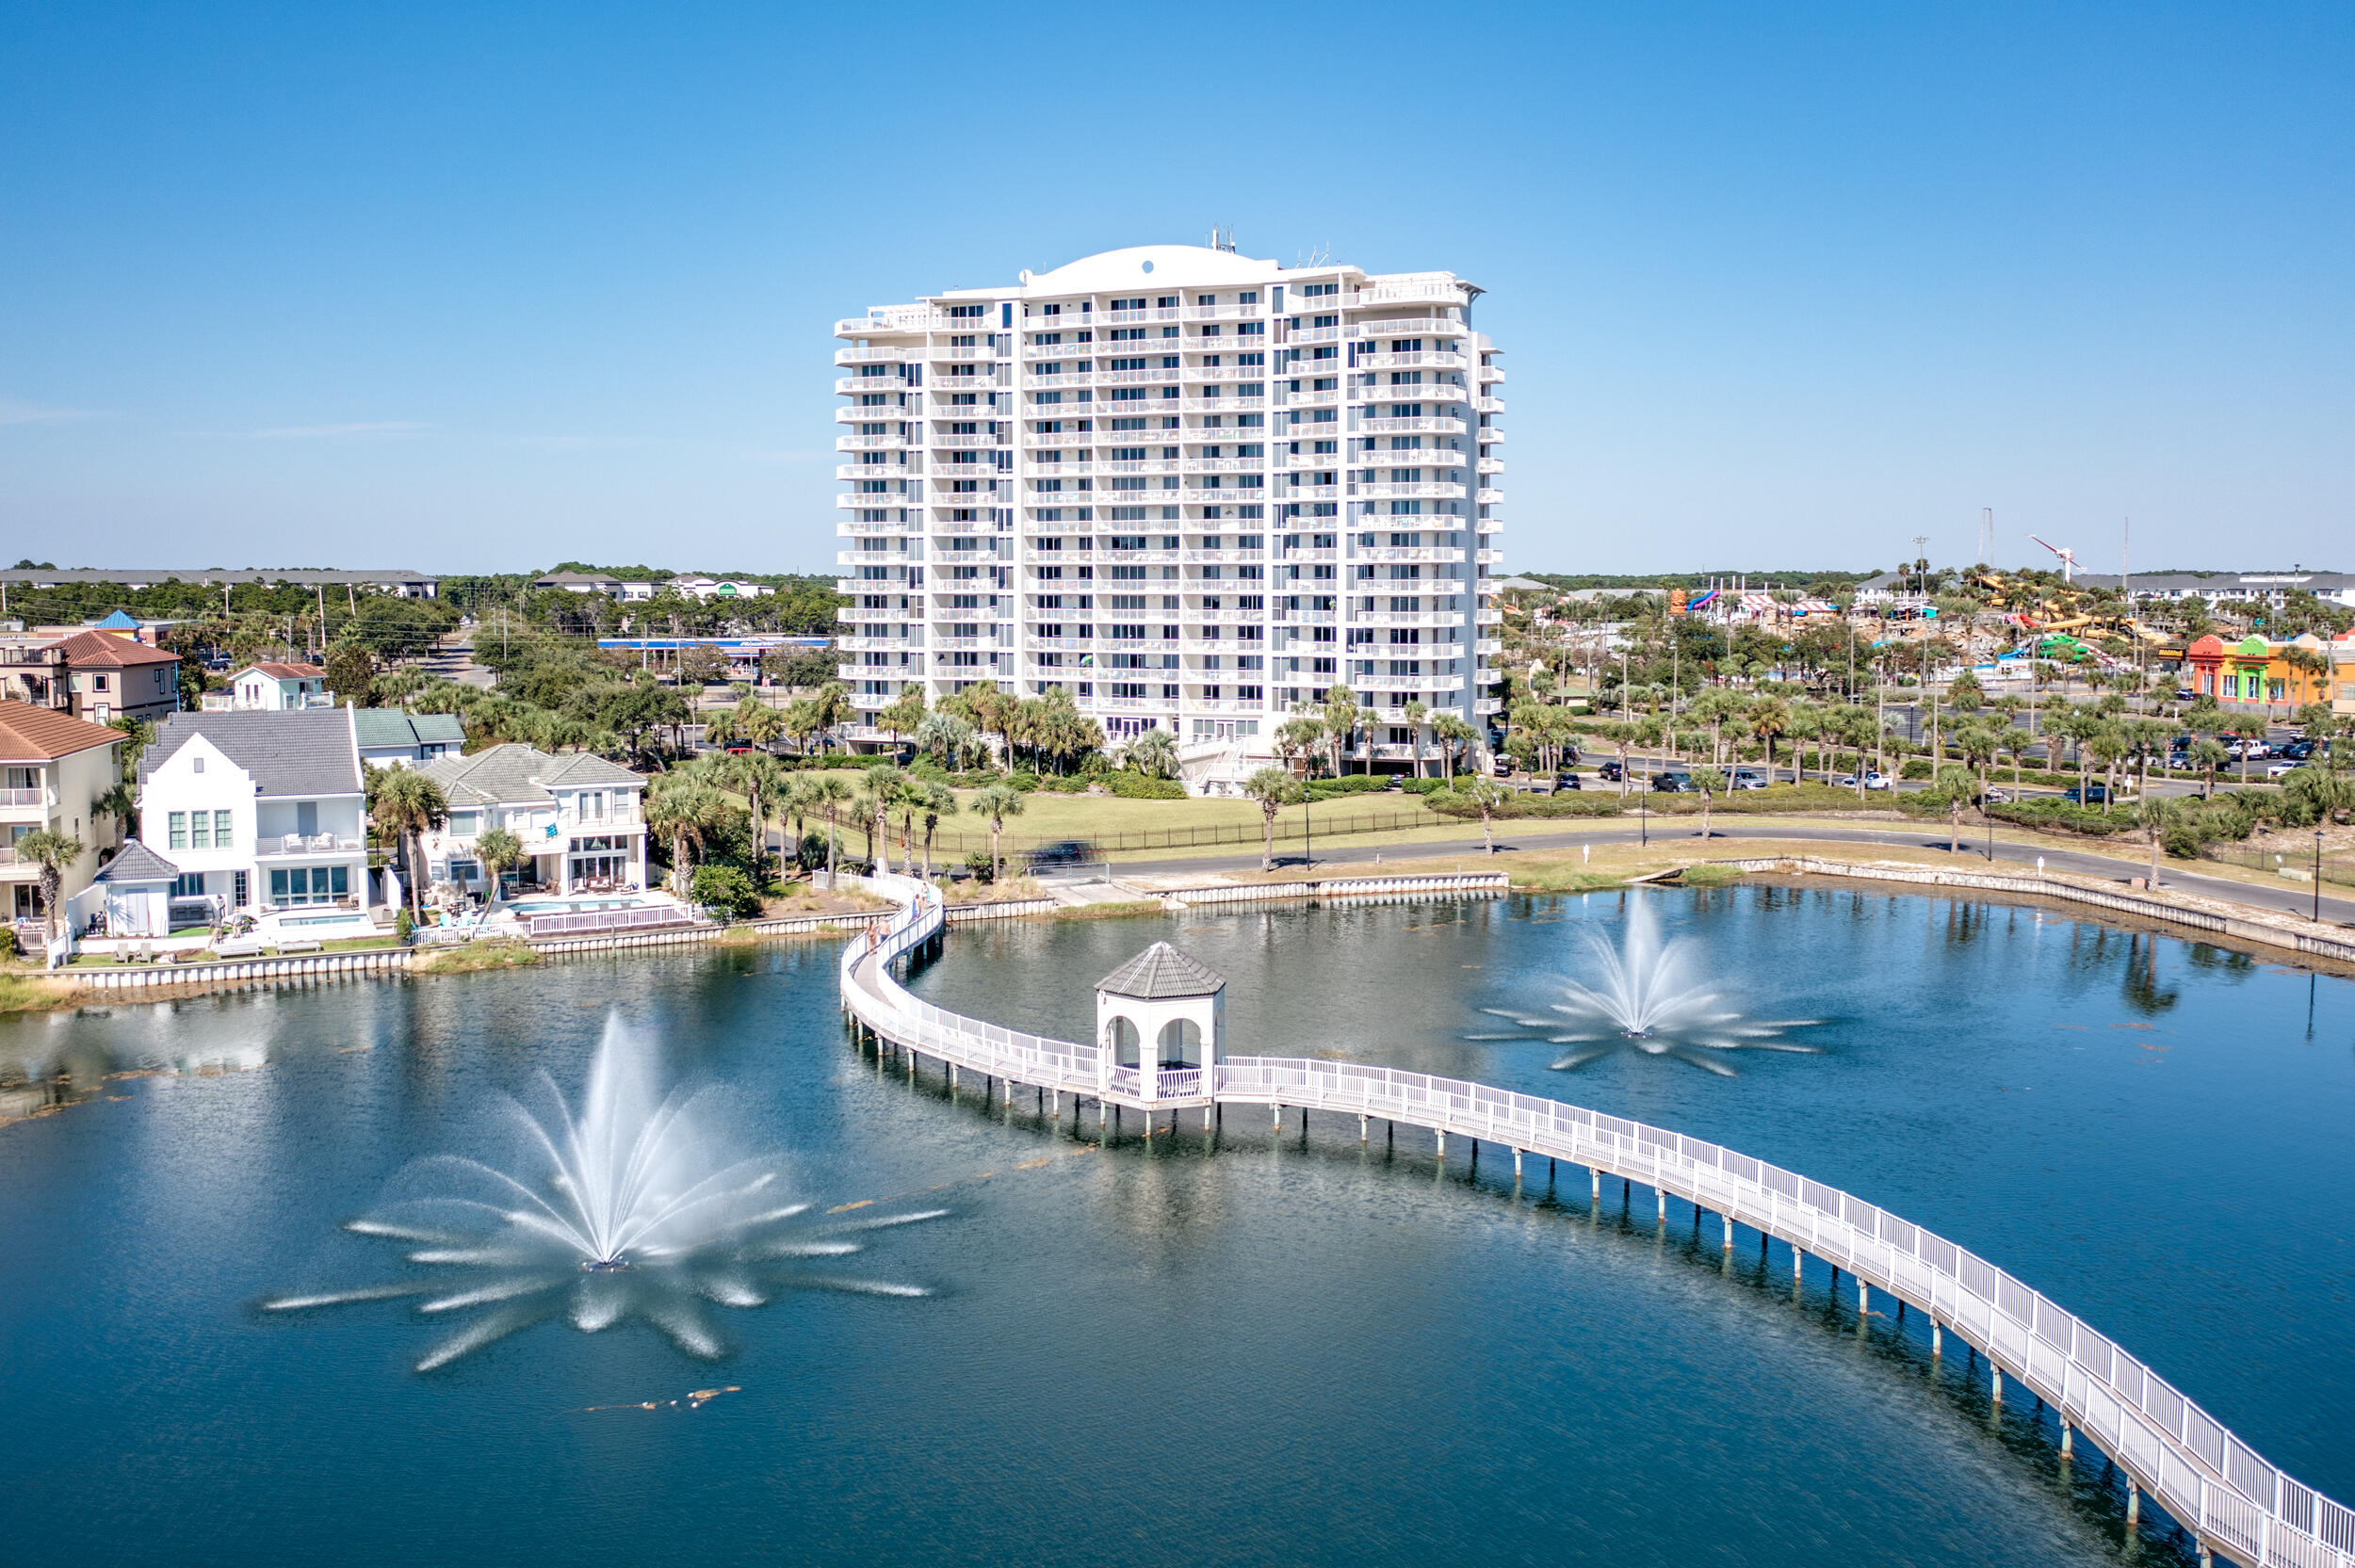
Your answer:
[1115,820,2355,928]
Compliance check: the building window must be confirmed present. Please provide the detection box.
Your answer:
[269,865,349,906]
[167,811,187,849]
[233,871,249,908]
[216,809,233,845]
[171,873,205,898]
[189,811,210,849]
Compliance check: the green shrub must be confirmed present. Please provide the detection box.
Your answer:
[965,851,995,884]
[394,907,414,943]
[1303,775,1393,800]
[1900,758,1934,780]
[1103,772,1186,800]
[1428,791,1624,819]
[1006,770,1041,792]
[691,864,762,919]
[1400,776,1453,795]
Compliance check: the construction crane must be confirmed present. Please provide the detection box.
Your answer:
[2028,534,2078,583]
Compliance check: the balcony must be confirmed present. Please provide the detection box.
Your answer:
[1022,428,1096,449]
[0,785,52,812]
[1355,350,1469,374]
[836,404,908,423]
[1180,456,1265,475]
[1354,546,1467,564]
[1027,371,1093,390]
[929,431,999,448]
[1479,365,1506,382]
[836,432,911,451]
[1029,461,1096,478]
[1102,458,1180,475]
[1358,415,1467,437]
[1477,396,1506,413]
[1179,396,1266,414]
[836,375,910,396]
[1184,548,1267,563]
[838,518,906,538]
[1288,388,1342,407]
[838,635,917,653]
[1178,488,1272,508]
[836,462,913,482]
[1278,547,1339,563]
[1096,365,1178,385]
[1182,303,1260,321]
[1351,280,1469,308]
[1100,548,1180,565]
[836,308,953,335]
[836,346,912,367]
[837,550,914,569]
[257,833,365,858]
[1476,489,1504,506]
[1356,481,1467,501]
[1478,426,1505,445]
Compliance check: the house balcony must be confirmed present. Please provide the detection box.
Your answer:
[256,833,366,858]
[1178,396,1266,414]
[1027,371,1093,390]
[1354,546,1466,564]
[1356,481,1467,502]
[837,375,910,396]
[836,346,913,366]
[836,462,914,482]
[1291,325,1341,344]
[1184,548,1267,563]
[0,785,54,813]
[1479,365,1506,383]
[1102,458,1180,475]
[930,431,1000,448]
[837,549,914,568]
[1477,396,1506,413]
[836,403,911,423]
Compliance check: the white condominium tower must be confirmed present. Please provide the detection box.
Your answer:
[833,242,1503,784]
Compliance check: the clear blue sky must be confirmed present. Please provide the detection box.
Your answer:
[4,2,2349,577]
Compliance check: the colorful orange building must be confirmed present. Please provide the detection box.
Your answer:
[2184,633,2333,708]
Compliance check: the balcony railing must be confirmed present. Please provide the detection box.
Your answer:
[259,833,365,856]
[0,786,50,809]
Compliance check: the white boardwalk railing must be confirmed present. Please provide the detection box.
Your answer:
[838,875,2350,1568]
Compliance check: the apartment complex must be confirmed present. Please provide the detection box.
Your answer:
[834,243,1503,781]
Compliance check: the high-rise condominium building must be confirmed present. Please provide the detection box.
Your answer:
[833,242,1503,787]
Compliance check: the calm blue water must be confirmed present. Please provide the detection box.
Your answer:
[1,885,2348,1567]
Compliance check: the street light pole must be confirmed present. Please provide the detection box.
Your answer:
[2318,830,2327,923]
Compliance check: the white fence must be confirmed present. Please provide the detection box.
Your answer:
[839,873,2352,1568]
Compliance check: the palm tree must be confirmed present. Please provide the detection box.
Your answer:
[809,682,855,755]
[1689,767,1726,840]
[1431,713,1476,784]
[370,767,449,920]
[1747,697,1792,777]
[1604,721,1641,799]
[1276,714,1324,778]
[918,783,956,878]
[969,783,1024,881]
[2191,736,2231,800]
[737,697,787,752]
[1954,722,2002,815]
[474,826,524,906]
[878,687,927,754]
[915,711,974,770]
[1459,777,1510,856]
[783,697,820,756]
[1321,684,1359,777]
[855,767,908,871]
[17,829,83,943]
[646,772,732,897]
[94,780,138,845]
[1243,766,1300,871]
[807,773,853,881]
[727,751,786,886]
[1402,700,1428,779]
[1124,727,1179,781]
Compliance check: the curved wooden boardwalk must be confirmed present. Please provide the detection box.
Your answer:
[841,874,2350,1568]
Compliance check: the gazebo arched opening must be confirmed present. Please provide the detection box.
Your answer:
[1158,1017,1201,1069]
[1104,1014,1142,1067]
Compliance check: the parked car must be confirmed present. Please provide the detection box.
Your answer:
[2266,760,2300,779]
[2063,784,2116,804]
[1555,770,1583,792]
[1598,759,1624,783]
[1976,787,2014,804]
[1729,768,1769,791]
[1489,755,1515,779]
[2174,687,2199,701]
[1650,771,1696,793]
[1836,770,1894,791]
[2281,738,2317,762]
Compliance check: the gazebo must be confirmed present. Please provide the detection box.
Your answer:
[1095,941,1225,1104]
